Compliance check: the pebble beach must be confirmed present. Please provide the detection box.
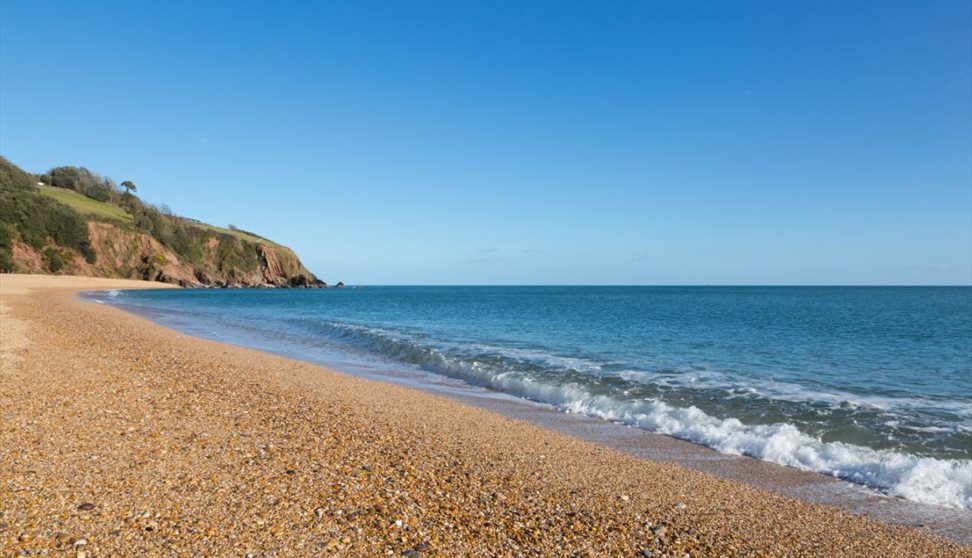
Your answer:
[1,275,969,557]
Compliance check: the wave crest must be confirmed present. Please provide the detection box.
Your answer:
[306,320,972,509]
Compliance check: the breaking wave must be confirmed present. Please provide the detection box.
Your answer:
[308,319,972,509]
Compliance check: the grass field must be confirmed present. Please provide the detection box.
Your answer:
[187,221,277,246]
[38,185,134,223]
[38,185,278,246]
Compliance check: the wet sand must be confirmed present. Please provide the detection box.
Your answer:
[1,274,969,557]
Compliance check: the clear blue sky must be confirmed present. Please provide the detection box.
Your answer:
[1,1,970,285]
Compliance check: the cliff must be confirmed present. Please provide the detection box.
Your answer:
[0,156,325,288]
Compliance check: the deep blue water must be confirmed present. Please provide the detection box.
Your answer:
[92,286,972,508]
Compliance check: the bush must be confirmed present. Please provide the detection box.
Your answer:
[85,181,114,202]
[43,247,63,272]
[46,166,119,202]
[47,166,100,191]
[0,156,37,192]
[47,166,84,189]
[0,248,13,272]
[0,222,15,272]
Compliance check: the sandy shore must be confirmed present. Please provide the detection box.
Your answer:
[1,275,968,557]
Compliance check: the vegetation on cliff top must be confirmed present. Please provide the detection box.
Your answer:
[0,156,321,287]
[0,157,95,271]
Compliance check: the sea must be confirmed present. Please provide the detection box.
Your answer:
[88,286,972,510]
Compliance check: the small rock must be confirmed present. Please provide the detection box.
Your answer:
[55,532,71,544]
[638,551,655,558]
[74,538,87,547]
[675,502,686,510]
[77,551,87,558]
[314,507,325,518]
[394,519,403,528]
[620,494,630,502]
[285,469,296,475]
[78,503,95,511]
[109,529,121,536]
[652,525,667,537]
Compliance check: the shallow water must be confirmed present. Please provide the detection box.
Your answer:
[90,286,972,509]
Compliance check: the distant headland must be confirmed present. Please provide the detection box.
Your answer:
[0,156,328,288]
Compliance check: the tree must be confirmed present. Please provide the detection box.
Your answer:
[121,180,137,194]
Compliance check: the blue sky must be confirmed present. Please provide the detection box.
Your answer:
[1,1,970,285]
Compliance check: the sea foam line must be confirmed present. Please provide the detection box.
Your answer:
[315,320,972,509]
[560,395,972,510]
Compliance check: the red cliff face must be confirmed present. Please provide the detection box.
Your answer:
[12,221,324,288]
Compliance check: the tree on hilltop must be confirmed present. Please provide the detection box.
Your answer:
[121,180,137,194]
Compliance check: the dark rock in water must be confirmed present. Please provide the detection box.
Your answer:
[285,274,327,288]
[335,281,345,288]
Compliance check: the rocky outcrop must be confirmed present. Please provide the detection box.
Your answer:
[11,221,324,288]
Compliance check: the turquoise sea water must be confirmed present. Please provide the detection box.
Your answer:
[92,286,972,508]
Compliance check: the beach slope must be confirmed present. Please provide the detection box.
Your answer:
[1,274,968,557]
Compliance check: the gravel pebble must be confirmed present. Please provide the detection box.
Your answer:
[1,276,968,558]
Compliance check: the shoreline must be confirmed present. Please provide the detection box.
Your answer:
[1,274,969,557]
[90,286,972,542]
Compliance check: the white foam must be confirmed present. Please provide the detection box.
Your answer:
[314,320,972,509]
[559,394,972,509]
[416,353,972,508]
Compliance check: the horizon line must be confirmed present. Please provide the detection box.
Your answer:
[328,283,972,288]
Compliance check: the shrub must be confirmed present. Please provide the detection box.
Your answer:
[47,166,84,189]
[0,156,37,192]
[85,181,114,202]
[43,247,63,272]
[0,222,15,272]
[0,248,13,272]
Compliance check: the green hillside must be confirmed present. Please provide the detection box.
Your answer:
[0,156,323,287]
[37,184,134,223]
[36,183,272,245]
[182,220,276,246]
